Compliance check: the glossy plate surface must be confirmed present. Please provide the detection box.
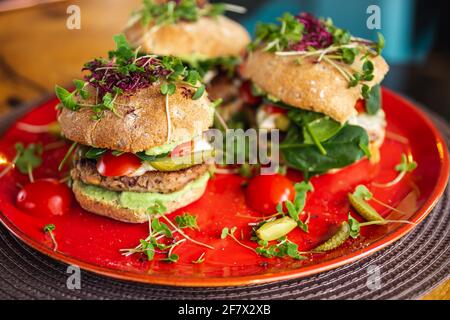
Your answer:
[0,88,448,287]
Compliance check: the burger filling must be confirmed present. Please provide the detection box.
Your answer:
[70,137,214,208]
[246,83,383,178]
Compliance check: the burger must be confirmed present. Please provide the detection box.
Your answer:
[55,35,215,223]
[124,0,251,125]
[241,13,389,178]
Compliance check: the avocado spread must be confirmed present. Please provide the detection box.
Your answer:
[77,172,210,210]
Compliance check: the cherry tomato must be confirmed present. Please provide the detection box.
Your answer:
[16,179,72,217]
[239,81,261,105]
[246,174,295,214]
[355,99,366,113]
[170,141,193,158]
[264,104,288,115]
[96,151,142,177]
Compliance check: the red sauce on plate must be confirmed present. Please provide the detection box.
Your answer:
[0,89,445,283]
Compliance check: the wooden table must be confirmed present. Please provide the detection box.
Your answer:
[0,0,448,300]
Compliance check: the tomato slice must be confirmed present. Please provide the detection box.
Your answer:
[96,151,142,177]
[264,104,288,115]
[245,174,295,214]
[239,81,261,106]
[16,179,72,217]
[170,141,193,158]
[355,99,366,114]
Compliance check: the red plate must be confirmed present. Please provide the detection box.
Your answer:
[0,88,448,286]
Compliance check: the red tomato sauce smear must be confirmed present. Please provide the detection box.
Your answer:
[0,91,438,279]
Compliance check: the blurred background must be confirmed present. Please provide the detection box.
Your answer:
[0,0,449,120]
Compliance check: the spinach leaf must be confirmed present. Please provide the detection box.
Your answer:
[287,109,342,155]
[287,109,342,144]
[280,124,369,178]
[365,84,381,115]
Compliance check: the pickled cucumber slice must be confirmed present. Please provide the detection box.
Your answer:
[256,216,297,241]
[150,150,214,172]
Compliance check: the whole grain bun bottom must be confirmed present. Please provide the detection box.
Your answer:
[72,173,210,223]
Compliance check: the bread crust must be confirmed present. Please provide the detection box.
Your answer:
[58,83,214,153]
[125,16,250,59]
[72,179,208,223]
[241,49,389,123]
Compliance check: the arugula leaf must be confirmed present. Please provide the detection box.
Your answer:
[281,124,369,178]
[365,84,381,115]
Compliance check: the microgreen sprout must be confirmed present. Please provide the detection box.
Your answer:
[4,143,44,182]
[121,201,212,262]
[192,252,206,264]
[277,181,314,232]
[55,34,206,120]
[256,237,306,260]
[372,154,417,188]
[58,141,78,172]
[175,213,199,230]
[221,226,255,252]
[43,224,58,251]
[251,12,384,98]
[132,0,246,29]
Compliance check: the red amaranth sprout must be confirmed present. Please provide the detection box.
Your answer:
[290,13,333,51]
[82,56,171,99]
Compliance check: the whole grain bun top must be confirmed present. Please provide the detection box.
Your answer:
[241,49,389,123]
[58,84,214,153]
[125,16,250,59]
